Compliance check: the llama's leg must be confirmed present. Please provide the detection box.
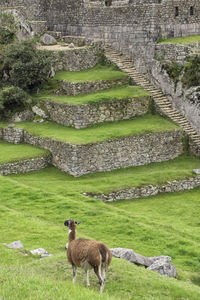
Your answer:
[85,270,90,287]
[94,265,104,293]
[101,264,106,282]
[72,265,77,284]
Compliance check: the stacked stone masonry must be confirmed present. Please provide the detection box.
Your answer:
[56,77,129,95]
[0,127,184,176]
[0,155,51,175]
[41,96,150,128]
[89,176,200,201]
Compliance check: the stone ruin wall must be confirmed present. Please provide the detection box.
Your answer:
[1,0,199,71]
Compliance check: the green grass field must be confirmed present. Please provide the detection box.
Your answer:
[0,174,200,299]
[9,154,200,195]
[37,85,149,105]
[0,141,49,164]
[158,35,200,45]
[53,65,129,82]
[0,115,181,145]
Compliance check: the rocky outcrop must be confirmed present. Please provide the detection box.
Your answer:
[111,248,177,278]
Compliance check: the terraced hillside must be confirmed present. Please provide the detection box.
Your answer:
[1,42,200,299]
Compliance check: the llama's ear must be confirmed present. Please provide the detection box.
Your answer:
[75,221,82,224]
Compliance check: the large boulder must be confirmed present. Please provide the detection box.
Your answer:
[40,33,57,45]
[110,248,177,278]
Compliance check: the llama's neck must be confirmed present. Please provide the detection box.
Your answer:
[68,227,76,242]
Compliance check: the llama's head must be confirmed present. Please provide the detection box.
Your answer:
[64,219,81,229]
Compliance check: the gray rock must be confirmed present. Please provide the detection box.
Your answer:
[148,260,177,278]
[193,169,200,175]
[30,248,52,258]
[68,42,75,48]
[40,34,57,45]
[10,110,34,122]
[110,248,152,267]
[8,123,15,128]
[32,105,48,118]
[6,240,23,249]
[149,255,171,264]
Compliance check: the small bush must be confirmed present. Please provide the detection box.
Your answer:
[0,86,29,116]
[182,55,200,88]
[162,62,184,87]
[0,12,17,45]
[0,40,51,91]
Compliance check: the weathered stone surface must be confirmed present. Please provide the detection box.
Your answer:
[193,169,200,175]
[0,155,51,175]
[110,248,152,267]
[32,105,48,118]
[41,96,150,128]
[40,33,57,45]
[10,110,34,122]
[0,127,184,176]
[148,260,177,278]
[56,77,129,96]
[30,248,52,258]
[89,175,200,201]
[7,241,23,249]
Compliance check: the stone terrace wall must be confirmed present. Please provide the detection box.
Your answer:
[0,155,51,175]
[0,127,184,176]
[88,175,200,201]
[41,96,150,128]
[57,77,129,95]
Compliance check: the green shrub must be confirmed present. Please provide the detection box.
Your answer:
[162,61,184,87]
[0,86,29,116]
[182,55,200,88]
[0,40,51,91]
[0,12,17,45]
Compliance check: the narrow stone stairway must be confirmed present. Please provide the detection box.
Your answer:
[104,45,200,146]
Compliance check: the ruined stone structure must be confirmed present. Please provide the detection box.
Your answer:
[1,0,199,71]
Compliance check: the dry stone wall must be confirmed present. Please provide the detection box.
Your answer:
[89,176,200,201]
[0,155,51,175]
[56,77,129,95]
[40,96,150,128]
[0,127,184,176]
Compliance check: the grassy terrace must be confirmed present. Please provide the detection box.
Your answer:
[1,175,200,299]
[53,65,129,82]
[36,85,149,105]
[0,115,180,145]
[158,35,200,45]
[0,141,49,164]
[10,154,200,195]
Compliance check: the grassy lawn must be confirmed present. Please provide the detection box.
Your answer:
[0,141,49,164]
[9,154,200,195]
[0,175,200,299]
[53,65,129,82]
[37,85,149,105]
[0,115,181,145]
[158,35,200,45]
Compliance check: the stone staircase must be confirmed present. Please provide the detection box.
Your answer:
[104,45,200,146]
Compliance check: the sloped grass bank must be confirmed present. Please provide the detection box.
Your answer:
[36,85,149,105]
[0,141,49,164]
[10,154,200,195]
[0,176,200,299]
[0,115,180,145]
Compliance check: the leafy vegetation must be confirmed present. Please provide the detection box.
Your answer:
[182,56,200,88]
[0,12,17,45]
[0,141,49,164]
[0,86,29,118]
[0,115,180,145]
[162,62,184,87]
[36,85,150,105]
[0,40,51,91]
